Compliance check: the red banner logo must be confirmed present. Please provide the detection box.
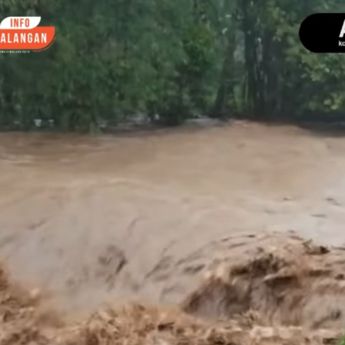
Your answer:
[0,16,55,52]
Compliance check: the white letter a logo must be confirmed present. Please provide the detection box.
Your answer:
[340,20,345,38]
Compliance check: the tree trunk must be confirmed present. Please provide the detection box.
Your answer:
[211,24,236,118]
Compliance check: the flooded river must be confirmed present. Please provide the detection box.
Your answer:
[1,121,345,316]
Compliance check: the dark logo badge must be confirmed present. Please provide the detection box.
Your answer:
[299,13,345,53]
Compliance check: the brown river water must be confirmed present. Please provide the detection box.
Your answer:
[1,121,345,318]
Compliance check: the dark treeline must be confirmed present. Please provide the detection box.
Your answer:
[1,0,345,132]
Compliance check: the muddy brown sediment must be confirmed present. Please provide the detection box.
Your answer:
[2,122,345,343]
[0,233,344,345]
[182,234,345,329]
[2,122,345,314]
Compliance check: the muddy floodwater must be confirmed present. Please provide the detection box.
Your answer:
[1,121,345,317]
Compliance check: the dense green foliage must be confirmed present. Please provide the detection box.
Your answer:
[0,0,345,131]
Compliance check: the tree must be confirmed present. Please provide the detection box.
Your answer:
[1,0,345,131]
